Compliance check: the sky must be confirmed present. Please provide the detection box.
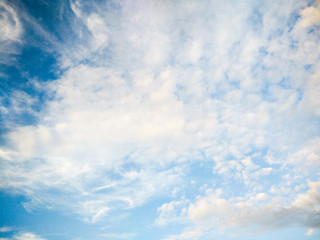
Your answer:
[0,0,320,239]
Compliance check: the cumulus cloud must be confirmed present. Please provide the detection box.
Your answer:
[0,0,319,237]
[157,181,320,237]
[296,0,320,28]
[187,181,320,230]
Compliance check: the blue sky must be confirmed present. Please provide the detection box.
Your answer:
[0,0,320,239]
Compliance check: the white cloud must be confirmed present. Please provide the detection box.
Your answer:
[12,233,46,240]
[297,0,320,28]
[86,14,109,51]
[156,199,189,226]
[1,1,320,236]
[289,137,320,176]
[98,232,136,239]
[0,227,13,232]
[306,228,314,236]
[187,181,320,232]
[0,1,22,42]
[0,0,22,65]
[157,180,319,238]
[162,229,204,240]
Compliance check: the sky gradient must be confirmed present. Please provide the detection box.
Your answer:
[0,0,320,239]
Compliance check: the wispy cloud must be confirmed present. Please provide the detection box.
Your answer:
[98,232,136,239]
[0,227,13,233]
[0,0,23,65]
[0,232,46,240]
[13,233,46,240]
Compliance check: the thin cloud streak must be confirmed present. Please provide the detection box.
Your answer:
[0,0,23,66]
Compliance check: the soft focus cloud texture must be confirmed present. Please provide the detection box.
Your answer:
[0,0,319,239]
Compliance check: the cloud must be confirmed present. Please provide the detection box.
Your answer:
[162,229,204,240]
[0,0,22,65]
[156,199,189,226]
[98,232,136,239]
[187,181,320,232]
[158,181,320,238]
[307,228,315,236]
[0,1,319,236]
[13,233,46,240]
[289,137,320,176]
[0,227,13,233]
[0,232,46,240]
[297,0,320,28]
[0,1,21,42]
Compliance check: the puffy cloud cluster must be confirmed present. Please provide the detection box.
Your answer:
[157,181,320,238]
[188,181,320,230]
